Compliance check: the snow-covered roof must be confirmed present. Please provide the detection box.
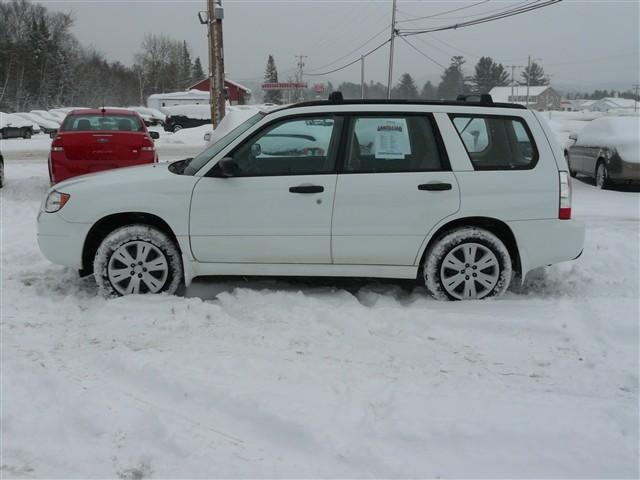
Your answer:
[188,78,252,93]
[489,86,551,103]
[148,90,210,100]
[590,97,638,109]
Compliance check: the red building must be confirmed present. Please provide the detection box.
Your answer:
[188,78,251,105]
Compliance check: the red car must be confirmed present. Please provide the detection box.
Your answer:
[48,108,159,183]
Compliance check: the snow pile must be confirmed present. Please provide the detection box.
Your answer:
[155,124,210,146]
[575,116,640,162]
[163,104,211,120]
[0,112,33,128]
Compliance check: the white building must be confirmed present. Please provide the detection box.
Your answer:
[489,86,561,110]
[588,97,638,112]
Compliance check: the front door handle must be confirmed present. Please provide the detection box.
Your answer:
[418,182,452,191]
[289,185,324,194]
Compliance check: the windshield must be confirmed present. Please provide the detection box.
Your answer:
[183,112,265,175]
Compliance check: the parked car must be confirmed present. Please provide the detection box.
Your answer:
[37,94,585,300]
[13,112,59,135]
[566,116,640,188]
[0,113,34,139]
[163,104,211,132]
[48,108,160,184]
[127,106,166,127]
[0,150,4,188]
[31,110,65,124]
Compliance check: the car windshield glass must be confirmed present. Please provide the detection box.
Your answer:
[61,114,144,132]
[183,112,265,175]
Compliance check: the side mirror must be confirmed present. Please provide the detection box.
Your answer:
[251,143,262,157]
[217,157,239,178]
[568,133,578,141]
[148,131,160,140]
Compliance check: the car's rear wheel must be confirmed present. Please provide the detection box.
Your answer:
[172,124,183,133]
[94,225,183,297]
[423,227,512,301]
[595,160,610,189]
[22,129,31,139]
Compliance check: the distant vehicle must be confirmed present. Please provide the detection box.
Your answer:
[38,94,585,300]
[31,110,64,124]
[0,150,4,188]
[566,116,640,188]
[0,113,34,139]
[163,104,211,132]
[13,112,59,134]
[48,108,160,184]
[127,106,166,127]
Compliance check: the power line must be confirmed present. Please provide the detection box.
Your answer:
[305,38,391,77]
[398,36,446,69]
[399,0,562,36]
[397,0,535,23]
[396,0,489,24]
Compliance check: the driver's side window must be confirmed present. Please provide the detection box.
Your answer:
[231,116,338,176]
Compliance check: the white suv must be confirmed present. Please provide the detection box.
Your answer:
[37,95,585,300]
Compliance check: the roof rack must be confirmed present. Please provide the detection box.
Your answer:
[282,91,526,110]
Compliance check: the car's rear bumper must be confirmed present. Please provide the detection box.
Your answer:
[37,210,91,269]
[507,218,586,277]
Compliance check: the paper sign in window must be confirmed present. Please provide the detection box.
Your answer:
[373,119,411,159]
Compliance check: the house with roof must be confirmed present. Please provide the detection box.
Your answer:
[489,85,561,111]
[189,78,252,105]
[588,97,638,112]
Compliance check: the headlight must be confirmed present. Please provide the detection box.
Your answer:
[44,190,70,213]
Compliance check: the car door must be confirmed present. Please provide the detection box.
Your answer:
[189,115,342,264]
[331,114,460,266]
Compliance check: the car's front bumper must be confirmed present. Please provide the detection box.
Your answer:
[37,210,92,269]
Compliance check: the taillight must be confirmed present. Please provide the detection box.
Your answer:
[559,171,572,220]
[51,137,64,152]
[141,136,155,152]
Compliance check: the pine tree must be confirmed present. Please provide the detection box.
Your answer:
[521,61,549,86]
[191,57,204,83]
[420,80,436,99]
[471,56,509,93]
[263,54,282,104]
[437,56,467,100]
[180,40,192,89]
[391,73,419,99]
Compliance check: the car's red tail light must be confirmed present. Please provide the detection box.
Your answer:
[141,136,155,152]
[559,171,572,220]
[51,137,64,152]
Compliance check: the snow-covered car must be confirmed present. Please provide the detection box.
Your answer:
[37,94,585,300]
[163,104,211,132]
[127,106,166,127]
[30,110,64,124]
[566,116,640,188]
[13,112,59,135]
[0,113,34,139]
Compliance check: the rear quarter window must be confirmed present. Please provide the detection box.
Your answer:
[62,115,144,132]
[450,114,538,170]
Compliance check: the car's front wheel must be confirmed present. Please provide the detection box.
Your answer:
[423,227,512,301]
[595,161,610,189]
[172,124,183,133]
[22,129,32,139]
[94,225,183,296]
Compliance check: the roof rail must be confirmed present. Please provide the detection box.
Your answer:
[281,92,526,111]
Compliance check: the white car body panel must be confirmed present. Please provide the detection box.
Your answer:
[37,102,585,290]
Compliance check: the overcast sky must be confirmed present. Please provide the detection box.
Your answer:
[42,0,639,91]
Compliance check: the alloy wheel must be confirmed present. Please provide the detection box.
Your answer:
[107,240,169,295]
[440,242,500,300]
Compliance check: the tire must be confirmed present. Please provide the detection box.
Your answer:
[93,225,183,297]
[0,158,4,188]
[595,160,610,189]
[22,129,32,139]
[423,227,513,301]
[172,124,183,133]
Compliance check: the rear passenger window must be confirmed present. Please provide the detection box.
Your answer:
[451,115,538,170]
[345,116,447,173]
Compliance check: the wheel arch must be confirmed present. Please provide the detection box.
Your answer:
[81,212,180,276]
[417,216,521,279]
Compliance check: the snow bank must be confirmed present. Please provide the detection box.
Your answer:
[575,116,640,162]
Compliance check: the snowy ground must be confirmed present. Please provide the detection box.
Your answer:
[1,117,639,478]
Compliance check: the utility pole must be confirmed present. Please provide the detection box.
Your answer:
[295,54,308,102]
[207,0,225,128]
[525,55,531,108]
[506,64,522,102]
[360,55,365,99]
[387,0,397,99]
[633,83,640,112]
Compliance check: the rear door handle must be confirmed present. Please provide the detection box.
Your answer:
[418,182,452,191]
[289,185,324,194]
